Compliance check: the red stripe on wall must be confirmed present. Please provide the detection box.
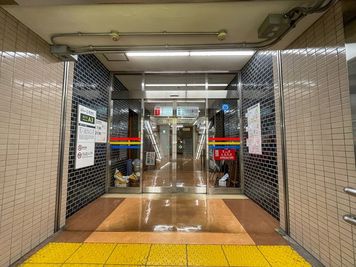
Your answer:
[110,137,141,141]
[208,137,240,141]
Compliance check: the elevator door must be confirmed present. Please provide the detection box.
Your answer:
[142,100,207,193]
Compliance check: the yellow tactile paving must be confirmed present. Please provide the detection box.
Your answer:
[222,245,270,267]
[24,243,81,264]
[65,243,116,264]
[63,264,103,266]
[187,245,228,266]
[21,264,61,267]
[106,244,151,265]
[146,244,186,266]
[258,246,311,267]
[21,243,312,267]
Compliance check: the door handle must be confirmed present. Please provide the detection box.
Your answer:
[344,187,356,197]
[343,215,356,226]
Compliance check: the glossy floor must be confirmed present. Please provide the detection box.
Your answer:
[55,194,286,245]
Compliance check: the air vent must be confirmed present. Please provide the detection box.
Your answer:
[104,53,129,61]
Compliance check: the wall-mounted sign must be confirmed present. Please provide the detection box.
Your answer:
[145,152,156,166]
[214,149,236,160]
[246,103,262,155]
[222,104,230,112]
[75,105,96,169]
[176,106,199,117]
[154,106,173,117]
[95,119,107,143]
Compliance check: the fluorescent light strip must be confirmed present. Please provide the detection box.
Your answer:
[126,50,254,57]
[145,83,228,87]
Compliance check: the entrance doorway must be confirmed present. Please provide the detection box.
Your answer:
[142,100,207,193]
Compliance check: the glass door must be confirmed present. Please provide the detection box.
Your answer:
[142,100,207,193]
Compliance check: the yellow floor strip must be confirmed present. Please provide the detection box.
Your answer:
[258,246,311,267]
[146,244,187,266]
[65,243,116,264]
[187,245,229,266]
[24,243,81,264]
[106,243,150,265]
[21,243,312,266]
[222,245,270,267]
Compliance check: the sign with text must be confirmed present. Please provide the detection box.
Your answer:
[95,119,107,143]
[214,149,236,160]
[154,106,173,117]
[75,105,96,169]
[177,106,199,117]
[246,103,262,155]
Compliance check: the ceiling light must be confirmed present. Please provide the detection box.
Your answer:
[146,84,186,87]
[145,83,228,87]
[126,51,189,57]
[189,51,255,56]
[126,50,254,57]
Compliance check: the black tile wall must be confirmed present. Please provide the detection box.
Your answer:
[66,54,110,218]
[110,77,141,185]
[241,52,279,220]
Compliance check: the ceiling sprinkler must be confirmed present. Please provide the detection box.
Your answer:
[111,31,120,41]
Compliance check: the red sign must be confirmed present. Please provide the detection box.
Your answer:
[154,107,161,116]
[214,149,236,160]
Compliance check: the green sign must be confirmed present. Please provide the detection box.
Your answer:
[80,113,95,124]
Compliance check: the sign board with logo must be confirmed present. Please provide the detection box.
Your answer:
[246,103,262,155]
[214,149,236,160]
[75,105,96,169]
[154,106,173,117]
[95,119,107,143]
[176,106,199,117]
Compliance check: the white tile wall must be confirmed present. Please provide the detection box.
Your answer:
[275,2,356,266]
[0,8,72,266]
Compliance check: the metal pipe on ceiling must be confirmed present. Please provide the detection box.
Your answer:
[51,0,335,56]
[51,30,226,45]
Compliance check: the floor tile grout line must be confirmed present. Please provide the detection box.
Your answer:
[144,243,153,266]
[220,245,231,267]
[103,243,119,265]
[185,244,188,267]
[58,242,84,265]
[256,246,272,267]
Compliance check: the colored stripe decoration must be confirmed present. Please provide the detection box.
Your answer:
[208,137,240,150]
[110,137,141,150]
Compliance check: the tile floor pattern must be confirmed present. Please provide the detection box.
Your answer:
[21,242,310,267]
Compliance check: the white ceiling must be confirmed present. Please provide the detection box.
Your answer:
[3,0,324,74]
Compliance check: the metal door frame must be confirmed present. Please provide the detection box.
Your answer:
[142,99,208,194]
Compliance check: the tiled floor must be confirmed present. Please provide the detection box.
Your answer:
[20,194,310,266]
[55,194,286,245]
[21,243,311,266]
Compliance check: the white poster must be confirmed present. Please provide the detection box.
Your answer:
[75,105,96,169]
[95,119,107,143]
[246,103,262,155]
[145,152,156,166]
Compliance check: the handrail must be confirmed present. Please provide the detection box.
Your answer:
[344,187,356,197]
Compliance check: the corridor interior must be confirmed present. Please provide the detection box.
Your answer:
[1,0,355,267]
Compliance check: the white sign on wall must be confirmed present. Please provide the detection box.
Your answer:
[145,152,156,166]
[95,119,107,143]
[75,105,96,169]
[246,103,262,155]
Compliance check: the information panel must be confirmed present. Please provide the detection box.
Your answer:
[246,103,262,155]
[75,105,96,169]
[95,119,107,143]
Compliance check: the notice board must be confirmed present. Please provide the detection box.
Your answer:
[75,105,97,169]
[246,103,262,155]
